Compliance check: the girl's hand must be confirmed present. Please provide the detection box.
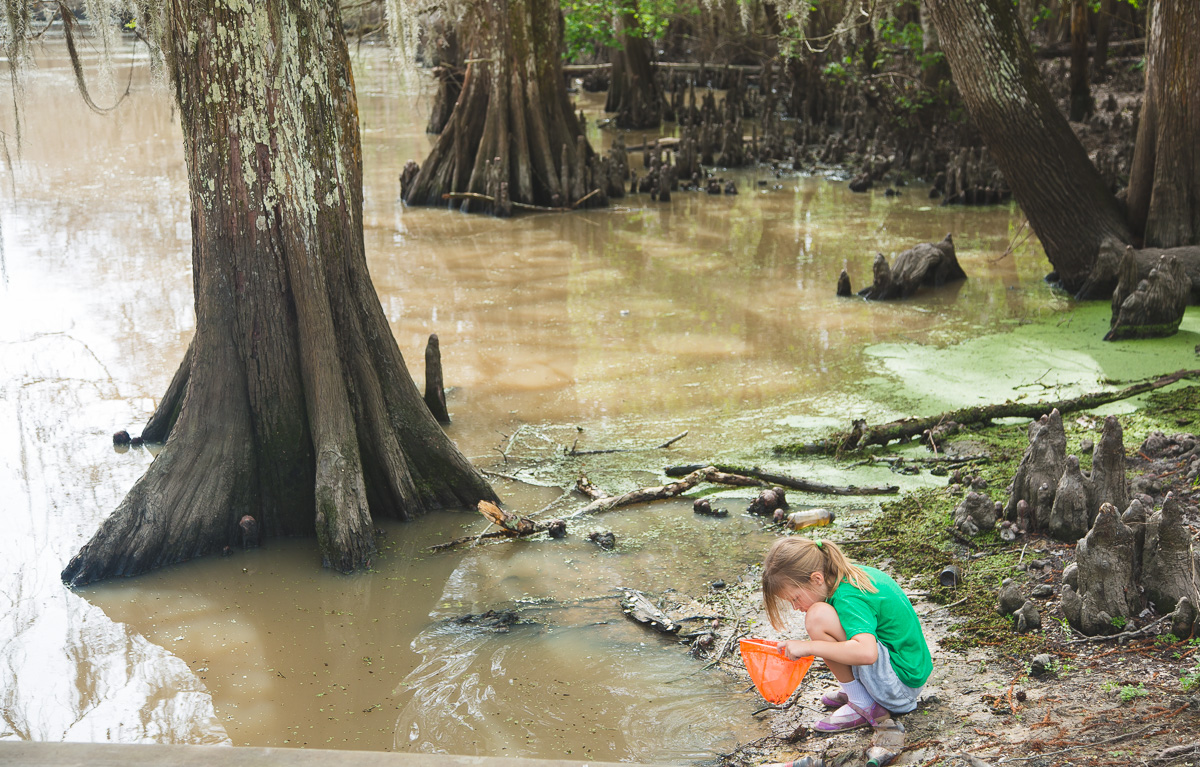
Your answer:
[776,639,810,660]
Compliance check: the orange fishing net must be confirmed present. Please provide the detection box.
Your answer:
[739,638,814,704]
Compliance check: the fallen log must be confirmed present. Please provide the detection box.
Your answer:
[664,464,900,495]
[785,369,1200,454]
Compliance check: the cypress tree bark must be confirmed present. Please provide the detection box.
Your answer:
[404,0,602,214]
[1068,0,1093,121]
[605,0,664,130]
[926,0,1132,291]
[1126,0,1200,249]
[62,0,496,586]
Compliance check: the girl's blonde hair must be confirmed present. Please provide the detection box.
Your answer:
[761,537,877,630]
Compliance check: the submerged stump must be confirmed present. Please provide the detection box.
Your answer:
[858,234,965,300]
[1106,252,1191,340]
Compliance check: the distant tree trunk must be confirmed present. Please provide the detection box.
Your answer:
[62,0,496,586]
[1068,0,1093,121]
[404,0,601,214]
[918,1,953,90]
[426,23,462,134]
[1126,0,1200,249]
[605,0,664,129]
[1094,0,1113,75]
[926,0,1132,291]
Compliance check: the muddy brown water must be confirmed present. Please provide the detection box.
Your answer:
[2,37,1064,760]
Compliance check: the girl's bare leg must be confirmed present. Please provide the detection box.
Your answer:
[804,602,853,682]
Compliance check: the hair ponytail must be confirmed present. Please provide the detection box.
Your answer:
[761,536,877,629]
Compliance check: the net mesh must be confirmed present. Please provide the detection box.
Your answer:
[739,638,814,704]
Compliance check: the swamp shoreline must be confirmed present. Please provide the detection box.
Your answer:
[634,382,1200,767]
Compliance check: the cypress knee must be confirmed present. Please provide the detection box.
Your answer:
[424,334,451,425]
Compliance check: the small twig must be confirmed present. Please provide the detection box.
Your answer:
[481,468,526,483]
[567,430,690,456]
[570,188,601,208]
[529,487,573,518]
[656,430,689,448]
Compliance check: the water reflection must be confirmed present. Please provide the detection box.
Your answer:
[2,34,1074,759]
[394,497,775,761]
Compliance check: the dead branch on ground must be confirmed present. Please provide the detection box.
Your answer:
[664,463,900,495]
[791,369,1200,454]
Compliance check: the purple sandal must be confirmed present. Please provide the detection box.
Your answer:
[813,701,889,733]
[820,688,848,707]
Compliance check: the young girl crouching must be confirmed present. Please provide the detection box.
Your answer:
[761,536,932,732]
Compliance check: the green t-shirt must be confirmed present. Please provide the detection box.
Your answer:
[826,565,932,689]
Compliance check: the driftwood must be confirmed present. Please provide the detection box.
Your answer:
[564,466,721,519]
[850,234,966,300]
[560,463,896,528]
[664,464,899,495]
[440,189,601,212]
[620,589,680,634]
[794,369,1200,453]
[427,501,566,552]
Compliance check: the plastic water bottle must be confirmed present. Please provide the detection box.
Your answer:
[866,717,905,766]
[786,508,835,530]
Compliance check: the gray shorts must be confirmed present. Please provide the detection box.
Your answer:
[852,640,923,714]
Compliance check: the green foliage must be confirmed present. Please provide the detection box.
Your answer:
[1181,666,1200,692]
[1119,683,1148,702]
[856,486,1043,655]
[561,0,694,61]
[1111,615,1128,629]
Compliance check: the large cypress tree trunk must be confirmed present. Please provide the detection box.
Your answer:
[404,0,601,213]
[61,0,496,586]
[926,0,1132,291]
[605,1,664,130]
[1126,0,1200,248]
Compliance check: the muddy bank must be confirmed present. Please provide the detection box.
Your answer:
[669,385,1200,767]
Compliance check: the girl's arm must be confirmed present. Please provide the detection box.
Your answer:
[777,633,878,666]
